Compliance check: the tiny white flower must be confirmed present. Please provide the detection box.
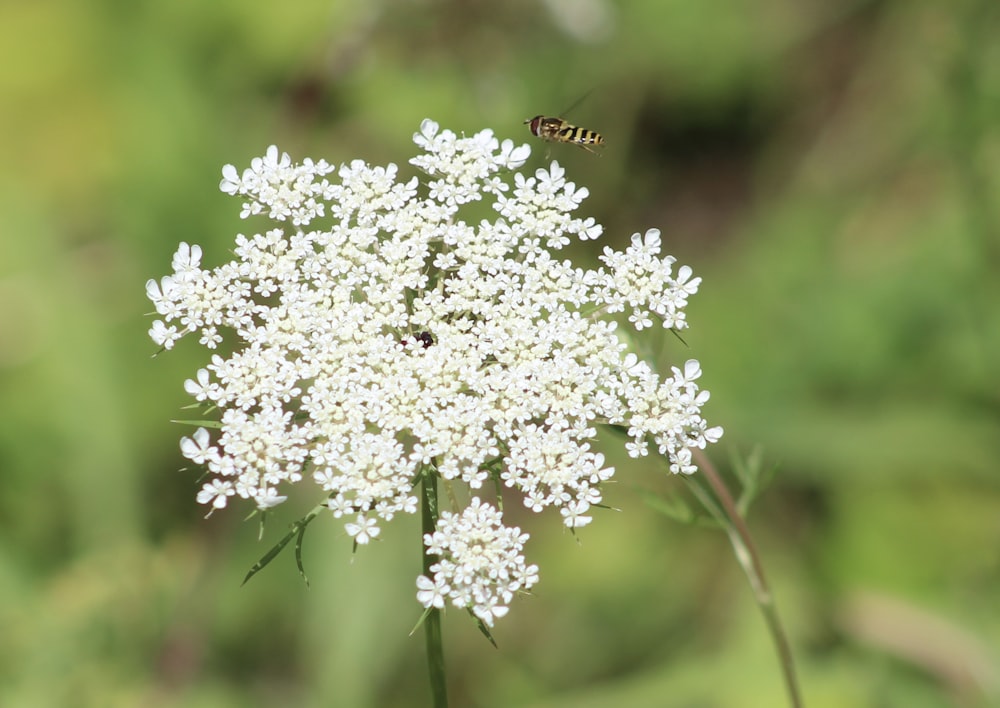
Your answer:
[345,514,381,544]
[254,488,288,509]
[180,427,214,464]
[560,499,593,529]
[474,603,509,627]
[416,574,448,609]
[681,359,702,383]
[148,319,179,348]
[219,163,240,194]
[145,278,165,304]
[172,242,202,273]
[196,478,233,509]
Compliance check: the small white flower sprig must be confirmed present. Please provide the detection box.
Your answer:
[146,119,722,628]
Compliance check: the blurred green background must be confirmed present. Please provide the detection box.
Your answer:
[1,0,998,706]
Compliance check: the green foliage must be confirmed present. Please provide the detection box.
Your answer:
[2,0,999,705]
[242,504,324,587]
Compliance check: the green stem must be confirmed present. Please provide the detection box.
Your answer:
[947,0,1000,270]
[421,469,449,708]
[688,449,803,708]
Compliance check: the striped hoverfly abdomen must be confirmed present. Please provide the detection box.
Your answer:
[524,115,604,155]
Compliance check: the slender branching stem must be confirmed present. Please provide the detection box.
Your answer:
[689,449,803,708]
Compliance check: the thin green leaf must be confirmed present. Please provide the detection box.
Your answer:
[469,609,498,648]
[178,401,218,413]
[295,520,310,587]
[680,474,728,529]
[409,606,434,637]
[731,446,778,517]
[171,418,223,429]
[242,505,323,586]
[590,502,620,513]
[242,526,298,586]
[634,485,697,524]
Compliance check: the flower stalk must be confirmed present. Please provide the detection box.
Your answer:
[688,449,803,708]
[421,469,448,708]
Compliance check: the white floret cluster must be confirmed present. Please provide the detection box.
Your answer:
[417,498,539,627]
[146,119,722,622]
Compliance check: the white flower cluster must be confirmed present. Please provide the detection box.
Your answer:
[146,119,722,622]
[417,498,538,627]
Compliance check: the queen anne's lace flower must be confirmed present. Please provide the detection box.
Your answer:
[147,119,722,623]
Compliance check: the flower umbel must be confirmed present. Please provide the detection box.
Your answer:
[418,498,538,627]
[147,119,722,623]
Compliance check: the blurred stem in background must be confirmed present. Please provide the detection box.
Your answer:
[947,0,1000,271]
[687,449,803,708]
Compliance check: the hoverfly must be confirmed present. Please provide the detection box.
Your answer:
[524,115,604,154]
[524,92,604,155]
